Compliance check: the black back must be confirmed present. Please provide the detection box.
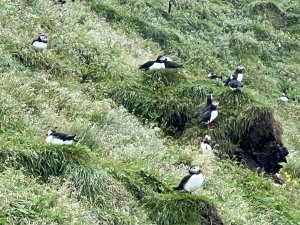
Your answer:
[51,130,76,141]
[164,61,183,68]
[139,61,155,70]
[173,174,192,191]
[228,75,243,89]
[199,109,213,123]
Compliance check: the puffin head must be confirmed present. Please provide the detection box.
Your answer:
[237,65,245,73]
[164,56,172,62]
[189,165,204,174]
[207,72,215,78]
[156,55,166,63]
[46,128,57,136]
[204,135,211,141]
[212,101,219,109]
[38,35,48,43]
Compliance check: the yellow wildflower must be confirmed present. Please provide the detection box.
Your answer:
[284,172,289,176]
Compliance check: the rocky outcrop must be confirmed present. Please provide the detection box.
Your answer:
[234,110,289,173]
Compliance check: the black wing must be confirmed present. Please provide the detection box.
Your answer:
[52,132,76,141]
[164,61,183,68]
[173,174,192,191]
[223,76,231,86]
[199,109,212,123]
[139,61,155,70]
[229,80,243,88]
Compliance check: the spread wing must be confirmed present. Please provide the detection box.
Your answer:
[139,61,155,70]
[173,174,192,191]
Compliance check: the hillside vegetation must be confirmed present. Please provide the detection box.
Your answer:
[0,0,300,224]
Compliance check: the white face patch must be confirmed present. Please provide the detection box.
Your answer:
[158,56,166,61]
[237,65,245,70]
[47,129,53,136]
[212,101,219,107]
[40,35,48,42]
[189,166,200,173]
[204,135,211,141]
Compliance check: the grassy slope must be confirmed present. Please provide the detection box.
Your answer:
[0,0,300,224]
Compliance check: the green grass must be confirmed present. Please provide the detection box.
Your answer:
[0,0,300,224]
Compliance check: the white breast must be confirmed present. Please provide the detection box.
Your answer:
[230,73,243,82]
[32,41,47,51]
[200,142,212,153]
[209,110,218,123]
[184,174,204,193]
[237,73,243,82]
[149,62,165,70]
[46,136,75,145]
[279,96,288,102]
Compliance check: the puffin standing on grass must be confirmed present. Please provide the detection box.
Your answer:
[46,129,78,145]
[227,74,244,91]
[200,135,212,153]
[32,35,48,52]
[279,90,289,102]
[199,94,219,129]
[173,165,205,194]
[139,55,183,70]
[224,65,245,86]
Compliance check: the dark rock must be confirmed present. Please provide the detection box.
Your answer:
[234,110,289,174]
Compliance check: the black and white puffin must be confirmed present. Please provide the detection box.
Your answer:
[139,55,183,70]
[200,135,212,153]
[46,129,78,145]
[231,65,245,81]
[199,94,219,129]
[53,0,66,4]
[173,165,205,194]
[207,72,223,80]
[224,65,245,85]
[228,74,244,91]
[32,35,48,52]
[279,90,288,102]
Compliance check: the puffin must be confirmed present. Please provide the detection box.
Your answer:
[228,74,244,91]
[173,165,205,194]
[207,72,223,80]
[46,129,78,145]
[224,65,245,86]
[279,90,288,102]
[199,94,219,129]
[32,35,48,52]
[54,0,66,4]
[200,135,212,153]
[139,55,183,70]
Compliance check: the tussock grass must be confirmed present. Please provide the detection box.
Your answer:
[0,0,300,224]
[142,194,223,225]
